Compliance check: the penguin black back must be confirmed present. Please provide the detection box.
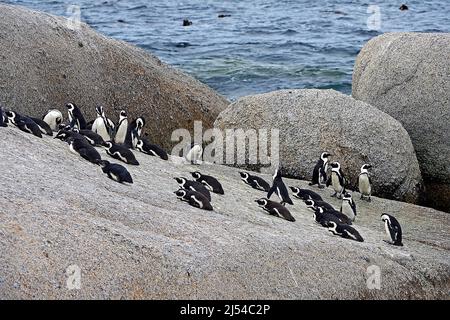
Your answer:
[29,117,53,136]
[191,171,224,195]
[98,160,133,184]
[174,177,211,201]
[290,187,323,201]
[239,172,270,192]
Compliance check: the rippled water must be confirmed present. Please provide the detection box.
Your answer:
[3,0,449,100]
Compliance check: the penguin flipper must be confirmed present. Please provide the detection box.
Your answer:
[267,185,276,199]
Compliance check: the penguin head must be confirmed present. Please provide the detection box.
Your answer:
[361,164,372,173]
[119,110,127,119]
[135,139,143,149]
[304,199,315,208]
[174,189,187,198]
[54,129,69,141]
[66,103,75,111]
[174,177,187,185]
[289,186,299,194]
[330,162,340,170]
[136,117,146,129]
[97,160,110,168]
[103,141,113,149]
[239,172,249,179]
[5,110,16,121]
[381,213,390,223]
[320,152,332,161]
[272,168,282,180]
[326,221,338,230]
[255,198,268,207]
[342,192,352,201]
[191,171,201,179]
[95,106,104,116]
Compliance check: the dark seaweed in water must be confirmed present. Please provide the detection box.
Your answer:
[3,0,449,101]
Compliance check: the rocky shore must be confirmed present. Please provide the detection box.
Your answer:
[0,4,449,299]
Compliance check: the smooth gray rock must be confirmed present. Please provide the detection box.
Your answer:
[214,89,423,204]
[352,32,450,212]
[1,124,448,299]
[0,4,228,150]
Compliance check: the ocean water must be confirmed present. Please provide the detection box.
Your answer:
[2,0,449,100]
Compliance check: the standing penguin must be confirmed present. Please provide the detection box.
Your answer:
[92,106,115,141]
[114,110,128,144]
[97,160,133,184]
[66,103,87,130]
[340,192,357,222]
[186,144,203,165]
[326,162,346,199]
[5,111,42,138]
[239,172,271,192]
[267,168,293,205]
[309,152,332,188]
[103,141,139,165]
[124,117,146,149]
[255,198,295,222]
[326,221,364,242]
[358,164,373,202]
[381,213,403,246]
[191,171,224,194]
[42,109,63,131]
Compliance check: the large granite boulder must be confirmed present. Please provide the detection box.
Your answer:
[0,4,228,150]
[352,32,450,212]
[214,89,423,204]
[0,126,449,299]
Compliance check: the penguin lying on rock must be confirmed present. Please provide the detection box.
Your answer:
[5,111,42,138]
[290,187,323,201]
[326,221,364,242]
[174,177,211,201]
[98,160,133,184]
[174,189,213,211]
[240,172,270,192]
[255,198,295,222]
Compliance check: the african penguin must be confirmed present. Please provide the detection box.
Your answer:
[29,117,53,136]
[255,198,295,222]
[267,168,293,206]
[326,221,364,242]
[359,164,373,202]
[125,117,146,148]
[381,213,403,246]
[174,177,211,201]
[186,144,203,165]
[103,141,139,165]
[309,152,331,188]
[114,110,128,144]
[66,103,87,130]
[54,129,86,143]
[42,109,63,131]
[191,171,224,195]
[239,172,270,192]
[92,106,115,141]
[289,187,323,201]
[326,161,346,199]
[135,138,169,160]
[174,189,213,211]
[67,137,102,164]
[304,198,335,213]
[340,192,357,222]
[312,206,352,225]
[77,129,106,147]
[312,207,348,227]
[5,111,42,138]
[98,160,133,184]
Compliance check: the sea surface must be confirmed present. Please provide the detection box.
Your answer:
[2,0,449,100]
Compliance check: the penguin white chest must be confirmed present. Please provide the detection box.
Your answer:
[331,173,341,192]
[115,120,128,144]
[93,117,110,141]
[341,202,355,221]
[384,221,391,240]
[359,174,371,195]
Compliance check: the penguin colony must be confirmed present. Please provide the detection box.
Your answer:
[0,105,403,246]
